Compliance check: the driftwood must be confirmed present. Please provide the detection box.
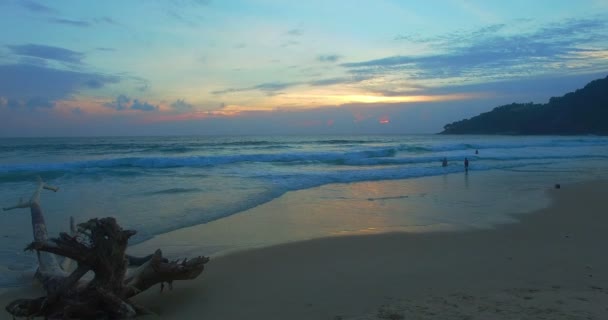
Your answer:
[3,179,209,319]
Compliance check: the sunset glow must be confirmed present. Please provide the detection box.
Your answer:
[0,1,607,136]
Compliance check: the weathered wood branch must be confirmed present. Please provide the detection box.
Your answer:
[123,249,209,297]
[4,179,67,290]
[4,180,210,319]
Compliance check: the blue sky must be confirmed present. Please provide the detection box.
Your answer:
[0,0,607,136]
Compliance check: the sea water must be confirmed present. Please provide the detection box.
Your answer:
[1,134,607,286]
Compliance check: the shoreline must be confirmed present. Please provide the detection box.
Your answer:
[128,169,558,260]
[1,176,607,318]
[134,179,607,319]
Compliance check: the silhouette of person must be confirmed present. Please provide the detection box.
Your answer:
[442,157,448,167]
[464,157,469,172]
[475,149,478,155]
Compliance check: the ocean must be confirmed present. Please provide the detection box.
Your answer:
[1,134,608,286]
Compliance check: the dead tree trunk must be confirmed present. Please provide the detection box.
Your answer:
[3,179,209,319]
[3,179,66,290]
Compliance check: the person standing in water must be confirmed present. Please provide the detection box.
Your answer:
[442,157,448,167]
[464,157,469,172]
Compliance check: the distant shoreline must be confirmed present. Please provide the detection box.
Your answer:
[441,75,608,135]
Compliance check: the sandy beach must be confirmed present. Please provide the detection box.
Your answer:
[2,177,608,319]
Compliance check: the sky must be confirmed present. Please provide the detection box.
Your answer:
[0,0,607,137]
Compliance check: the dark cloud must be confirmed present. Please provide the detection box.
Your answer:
[255,82,297,92]
[104,95,131,110]
[345,17,608,80]
[104,95,158,112]
[25,97,55,109]
[49,18,91,27]
[0,64,119,101]
[7,44,85,64]
[96,47,116,52]
[0,97,55,109]
[19,56,47,67]
[171,99,194,110]
[20,0,55,13]
[317,54,342,63]
[212,81,301,95]
[131,100,158,111]
[309,75,372,86]
[84,79,107,89]
[213,75,374,95]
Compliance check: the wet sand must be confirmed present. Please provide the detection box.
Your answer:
[1,178,607,319]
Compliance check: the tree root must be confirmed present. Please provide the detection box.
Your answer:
[3,180,210,319]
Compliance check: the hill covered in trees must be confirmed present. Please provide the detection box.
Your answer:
[441,75,608,135]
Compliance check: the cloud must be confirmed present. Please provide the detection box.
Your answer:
[0,64,120,101]
[255,82,297,93]
[317,54,342,63]
[49,17,120,28]
[213,74,376,96]
[19,56,47,67]
[412,71,608,101]
[3,73,602,136]
[0,96,55,109]
[212,81,302,95]
[93,17,119,25]
[171,99,194,110]
[287,28,303,36]
[49,18,91,27]
[104,95,159,111]
[394,23,506,42]
[131,100,159,111]
[25,97,55,109]
[7,44,85,64]
[19,0,55,13]
[344,17,608,80]
[104,95,131,110]
[84,79,108,89]
[309,75,372,86]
